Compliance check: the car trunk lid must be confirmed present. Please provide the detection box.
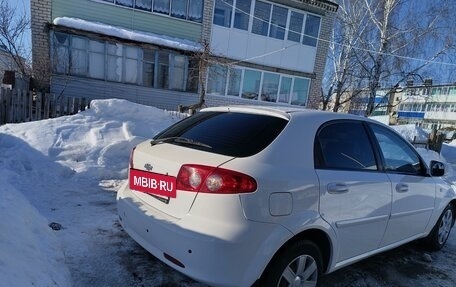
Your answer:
[129,141,234,219]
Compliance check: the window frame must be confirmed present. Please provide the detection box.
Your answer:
[314,120,381,172]
[368,123,428,176]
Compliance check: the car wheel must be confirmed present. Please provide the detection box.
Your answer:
[261,240,323,287]
[424,204,454,251]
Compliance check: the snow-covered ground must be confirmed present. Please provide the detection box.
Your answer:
[1,99,456,286]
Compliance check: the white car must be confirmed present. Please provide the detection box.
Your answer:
[117,106,455,287]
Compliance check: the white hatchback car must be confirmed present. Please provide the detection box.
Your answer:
[117,106,455,287]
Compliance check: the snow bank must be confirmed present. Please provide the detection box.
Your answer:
[0,171,71,287]
[391,124,429,142]
[0,99,182,286]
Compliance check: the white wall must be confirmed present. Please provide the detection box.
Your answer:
[211,26,316,73]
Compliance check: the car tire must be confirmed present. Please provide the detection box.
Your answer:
[424,204,454,251]
[261,240,323,287]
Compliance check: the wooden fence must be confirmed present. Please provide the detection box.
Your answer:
[0,88,89,125]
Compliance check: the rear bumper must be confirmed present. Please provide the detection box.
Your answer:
[117,181,291,287]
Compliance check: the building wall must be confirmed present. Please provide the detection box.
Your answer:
[33,0,337,109]
[52,0,202,42]
[307,11,335,109]
[31,0,52,90]
[51,75,287,111]
[201,0,214,42]
[385,85,456,129]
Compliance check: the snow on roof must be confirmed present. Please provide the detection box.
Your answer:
[53,17,201,52]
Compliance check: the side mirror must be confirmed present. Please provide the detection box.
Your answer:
[430,160,445,177]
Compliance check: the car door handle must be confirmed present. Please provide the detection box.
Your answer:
[395,183,409,193]
[327,183,349,194]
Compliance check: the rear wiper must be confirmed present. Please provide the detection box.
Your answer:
[150,137,212,149]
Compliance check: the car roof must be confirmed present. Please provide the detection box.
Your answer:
[200,105,378,125]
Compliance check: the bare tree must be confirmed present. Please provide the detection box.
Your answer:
[178,40,211,114]
[323,0,455,116]
[0,0,30,77]
[358,0,455,116]
[321,0,368,112]
[179,39,235,114]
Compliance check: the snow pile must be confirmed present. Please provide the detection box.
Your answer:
[0,99,183,286]
[53,17,201,52]
[0,171,71,287]
[391,124,429,142]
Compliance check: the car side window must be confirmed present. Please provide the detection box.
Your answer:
[315,121,378,171]
[370,124,424,175]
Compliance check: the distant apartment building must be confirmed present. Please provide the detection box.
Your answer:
[394,82,456,129]
[31,0,338,110]
[339,81,456,129]
[348,89,393,117]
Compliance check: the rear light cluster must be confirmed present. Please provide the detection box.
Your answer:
[176,164,257,194]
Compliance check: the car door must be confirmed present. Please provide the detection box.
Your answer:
[369,123,436,247]
[315,120,392,263]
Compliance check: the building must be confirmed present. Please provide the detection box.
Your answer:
[0,44,29,89]
[394,82,456,130]
[31,0,338,110]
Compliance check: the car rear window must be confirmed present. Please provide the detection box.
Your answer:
[154,111,288,157]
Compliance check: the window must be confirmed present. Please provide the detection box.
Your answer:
[261,73,279,102]
[53,33,69,74]
[170,54,187,90]
[116,0,133,7]
[125,46,139,84]
[227,68,242,97]
[213,0,233,27]
[171,0,187,19]
[242,69,261,99]
[70,37,88,76]
[135,0,152,11]
[203,64,310,105]
[288,11,304,42]
[88,40,105,79]
[155,111,288,157]
[315,122,377,171]
[188,0,203,22]
[154,0,170,14]
[370,124,424,175]
[278,76,292,103]
[303,14,321,47]
[269,5,287,40]
[291,78,309,106]
[157,52,169,89]
[107,43,123,82]
[186,58,199,92]
[252,1,271,36]
[142,49,156,87]
[53,33,194,91]
[234,0,251,30]
[207,65,228,95]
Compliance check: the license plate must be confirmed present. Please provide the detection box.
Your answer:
[129,169,177,198]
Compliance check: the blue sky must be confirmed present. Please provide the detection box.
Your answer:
[7,0,31,56]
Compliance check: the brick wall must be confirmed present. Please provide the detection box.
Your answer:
[201,0,214,43]
[307,11,336,110]
[30,0,52,91]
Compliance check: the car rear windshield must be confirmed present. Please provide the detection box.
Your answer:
[154,111,288,157]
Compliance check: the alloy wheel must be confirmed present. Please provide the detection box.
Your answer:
[277,254,318,287]
[438,208,453,245]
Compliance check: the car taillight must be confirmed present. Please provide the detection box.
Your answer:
[176,164,257,194]
[129,146,136,169]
